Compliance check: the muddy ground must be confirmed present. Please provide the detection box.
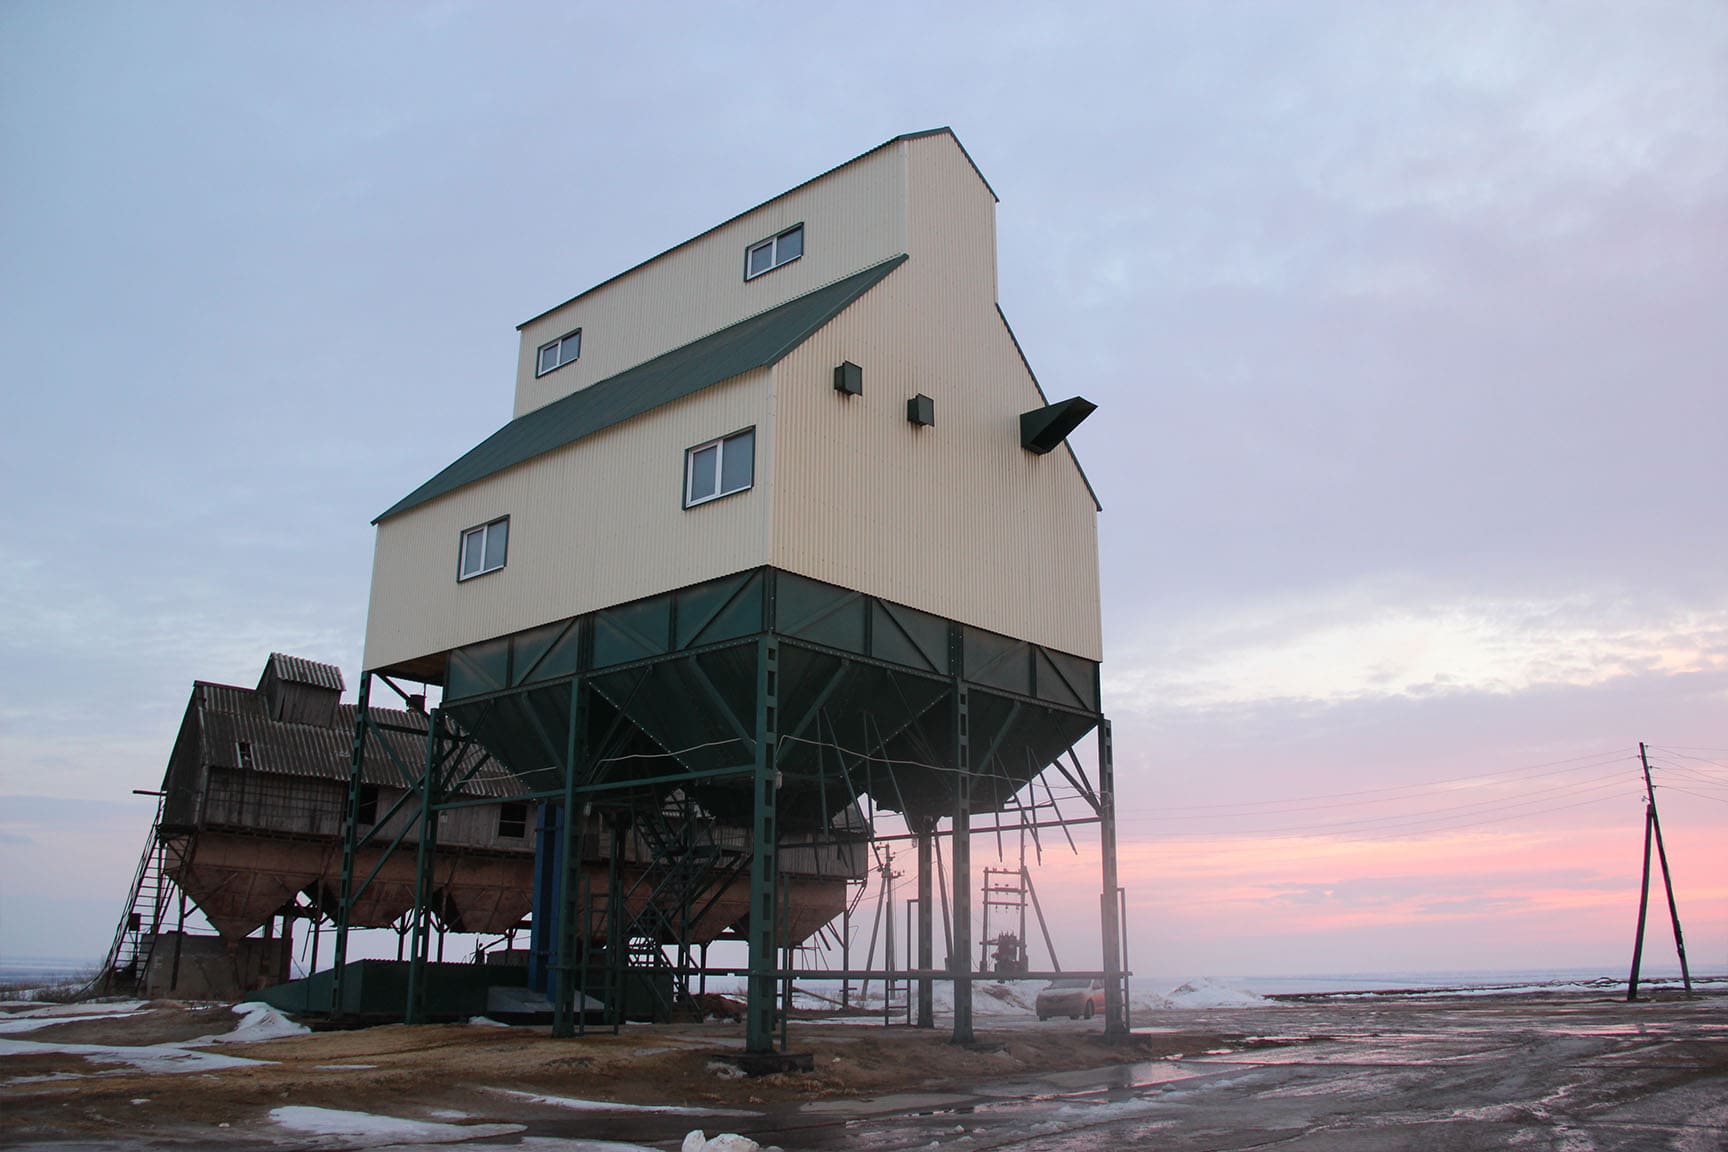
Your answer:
[3,991,1725,1150]
[0,1001,1191,1142]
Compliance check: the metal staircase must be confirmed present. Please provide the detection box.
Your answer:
[624,796,749,1018]
[96,794,185,995]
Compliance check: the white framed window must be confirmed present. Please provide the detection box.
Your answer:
[458,516,510,580]
[684,428,755,507]
[744,224,803,280]
[535,328,581,377]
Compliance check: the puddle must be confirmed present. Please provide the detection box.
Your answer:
[801,1092,973,1116]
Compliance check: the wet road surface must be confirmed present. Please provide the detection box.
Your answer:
[658,996,1728,1151]
[5,994,1722,1150]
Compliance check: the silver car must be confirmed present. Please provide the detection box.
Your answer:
[1035,977,1106,1020]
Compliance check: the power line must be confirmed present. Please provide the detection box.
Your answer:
[1649,765,1728,790]
[1127,791,1632,846]
[1648,749,1728,772]
[1118,748,1630,815]
[1115,763,1633,822]
[1117,766,1634,827]
[1659,787,1728,807]
[1328,792,1631,844]
[1122,775,1641,840]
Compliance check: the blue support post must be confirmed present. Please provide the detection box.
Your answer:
[529,802,559,993]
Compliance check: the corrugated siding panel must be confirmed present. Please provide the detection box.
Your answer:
[771,135,1102,660]
[513,145,907,417]
[365,370,775,672]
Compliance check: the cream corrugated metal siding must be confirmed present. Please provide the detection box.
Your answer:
[363,369,775,673]
[513,144,908,418]
[364,128,1099,673]
[770,134,1101,660]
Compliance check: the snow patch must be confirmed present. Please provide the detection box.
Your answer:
[468,1015,511,1027]
[208,1001,309,1043]
[432,1142,660,1152]
[682,1132,760,1152]
[0,1037,268,1077]
[0,1007,152,1035]
[974,982,1037,1013]
[492,1088,754,1116]
[0,999,149,1020]
[269,1105,523,1145]
[1157,978,1272,1009]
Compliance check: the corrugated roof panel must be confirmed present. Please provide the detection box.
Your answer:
[375,255,908,523]
[195,684,516,798]
[263,653,346,692]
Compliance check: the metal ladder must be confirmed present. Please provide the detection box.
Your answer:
[96,794,178,995]
[881,972,912,1025]
[625,799,744,1018]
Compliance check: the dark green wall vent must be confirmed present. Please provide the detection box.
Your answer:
[907,393,935,426]
[834,361,863,396]
[1019,396,1096,455]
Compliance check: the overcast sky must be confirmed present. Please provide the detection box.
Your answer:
[2,1,1723,979]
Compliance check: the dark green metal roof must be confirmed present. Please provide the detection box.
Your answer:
[376,255,908,523]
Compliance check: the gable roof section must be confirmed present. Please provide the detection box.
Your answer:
[377,255,909,523]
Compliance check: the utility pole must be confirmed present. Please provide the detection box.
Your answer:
[1627,742,1693,1001]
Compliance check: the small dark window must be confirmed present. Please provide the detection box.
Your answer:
[357,785,379,826]
[236,741,254,770]
[535,328,581,376]
[497,803,528,839]
[907,393,935,426]
[745,224,804,280]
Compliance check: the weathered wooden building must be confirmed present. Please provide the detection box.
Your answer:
[104,652,863,1001]
[156,654,533,941]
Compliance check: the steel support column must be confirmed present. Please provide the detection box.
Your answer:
[606,819,625,1032]
[950,683,973,1046]
[329,671,371,1015]
[553,676,589,1037]
[1098,718,1126,1035]
[404,709,442,1025]
[745,637,781,1054]
[915,817,935,1028]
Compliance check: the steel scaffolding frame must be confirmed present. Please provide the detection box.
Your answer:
[328,567,1125,1054]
